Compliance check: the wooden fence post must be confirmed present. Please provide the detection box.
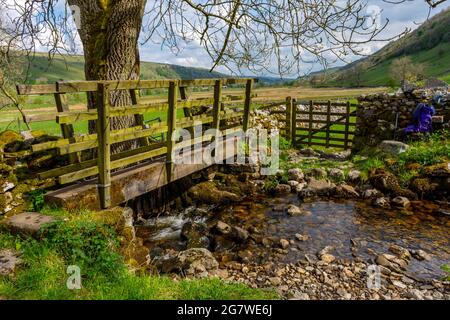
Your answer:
[212,80,223,130]
[243,79,253,131]
[285,96,292,139]
[166,81,178,182]
[129,89,150,147]
[97,83,111,209]
[291,98,297,145]
[54,86,80,164]
[308,100,313,145]
[344,101,351,150]
[326,100,331,148]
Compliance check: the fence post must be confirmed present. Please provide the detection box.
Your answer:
[344,101,351,150]
[308,100,313,146]
[129,89,150,147]
[54,86,81,164]
[166,81,178,182]
[243,79,253,132]
[285,96,292,139]
[212,80,223,130]
[291,98,297,146]
[326,100,331,148]
[97,82,111,209]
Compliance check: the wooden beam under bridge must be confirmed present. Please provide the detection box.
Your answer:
[45,136,241,211]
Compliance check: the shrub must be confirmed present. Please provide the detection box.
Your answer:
[41,220,123,277]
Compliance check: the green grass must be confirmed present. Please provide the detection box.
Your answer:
[23,52,225,85]
[0,207,277,300]
[353,130,450,185]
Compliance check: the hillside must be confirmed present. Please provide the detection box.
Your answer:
[305,7,450,87]
[25,53,227,84]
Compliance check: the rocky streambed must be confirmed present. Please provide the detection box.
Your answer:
[135,180,449,300]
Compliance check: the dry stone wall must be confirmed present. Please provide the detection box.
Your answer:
[353,88,450,152]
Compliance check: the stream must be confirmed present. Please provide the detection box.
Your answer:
[136,196,450,281]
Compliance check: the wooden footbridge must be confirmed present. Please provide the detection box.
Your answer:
[16,78,358,211]
[16,78,254,210]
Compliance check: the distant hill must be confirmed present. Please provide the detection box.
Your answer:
[24,53,228,84]
[301,7,450,87]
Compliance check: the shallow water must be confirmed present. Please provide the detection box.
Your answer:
[228,196,450,280]
[139,196,450,280]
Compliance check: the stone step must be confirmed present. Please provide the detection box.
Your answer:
[0,212,56,238]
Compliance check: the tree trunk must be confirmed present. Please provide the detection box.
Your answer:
[68,0,146,153]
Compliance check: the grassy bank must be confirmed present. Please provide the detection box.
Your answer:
[0,206,277,300]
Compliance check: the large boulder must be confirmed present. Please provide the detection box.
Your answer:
[187,181,240,205]
[298,178,335,198]
[178,248,219,277]
[378,140,409,155]
[369,169,417,199]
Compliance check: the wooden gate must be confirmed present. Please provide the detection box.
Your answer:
[285,99,358,150]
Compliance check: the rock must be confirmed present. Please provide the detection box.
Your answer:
[178,248,219,276]
[391,196,411,209]
[347,170,361,182]
[362,189,380,199]
[320,254,335,264]
[269,276,282,286]
[308,168,327,179]
[280,239,290,249]
[0,249,21,276]
[230,226,249,243]
[376,253,396,269]
[299,148,320,157]
[213,235,236,252]
[411,249,432,261]
[215,221,232,235]
[291,292,310,300]
[369,168,417,199]
[1,181,15,193]
[391,280,407,289]
[379,140,409,155]
[286,204,303,216]
[405,289,424,300]
[373,197,390,208]
[299,178,335,197]
[274,184,291,195]
[328,168,345,181]
[376,253,407,273]
[181,221,208,240]
[187,181,240,205]
[287,180,300,188]
[334,184,360,198]
[288,168,304,182]
[1,212,56,238]
[295,233,308,241]
[318,246,334,256]
[389,244,411,260]
[295,182,307,193]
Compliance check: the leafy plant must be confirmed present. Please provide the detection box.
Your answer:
[41,220,123,277]
[442,264,450,281]
[28,189,46,211]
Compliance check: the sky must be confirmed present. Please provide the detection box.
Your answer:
[3,0,450,77]
[137,0,450,77]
